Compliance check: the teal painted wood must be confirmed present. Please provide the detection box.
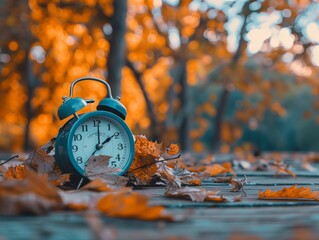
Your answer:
[0,156,319,239]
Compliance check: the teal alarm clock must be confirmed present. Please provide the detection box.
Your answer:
[55,77,135,185]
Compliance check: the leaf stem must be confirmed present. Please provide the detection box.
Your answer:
[0,155,19,166]
[127,154,181,174]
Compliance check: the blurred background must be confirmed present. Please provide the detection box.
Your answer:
[0,0,319,153]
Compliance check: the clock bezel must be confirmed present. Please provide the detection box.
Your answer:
[55,110,135,180]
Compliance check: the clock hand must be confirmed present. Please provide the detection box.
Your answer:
[89,132,117,157]
[100,132,116,145]
[96,123,102,149]
[97,123,101,144]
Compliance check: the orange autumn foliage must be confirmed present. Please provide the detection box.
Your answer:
[97,191,174,221]
[259,185,319,200]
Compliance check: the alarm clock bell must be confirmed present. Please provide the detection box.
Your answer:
[57,77,127,120]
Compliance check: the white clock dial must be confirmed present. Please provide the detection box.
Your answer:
[71,116,131,171]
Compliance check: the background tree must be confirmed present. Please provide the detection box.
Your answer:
[1,0,319,153]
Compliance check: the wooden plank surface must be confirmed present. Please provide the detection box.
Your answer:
[0,155,319,239]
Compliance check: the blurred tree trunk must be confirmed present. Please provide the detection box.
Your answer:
[21,53,36,151]
[106,0,127,97]
[19,0,35,151]
[126,59,160,140]
[177,60,191,151]
[211,2,250,150]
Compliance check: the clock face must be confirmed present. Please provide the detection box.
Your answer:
[70,115,132,173]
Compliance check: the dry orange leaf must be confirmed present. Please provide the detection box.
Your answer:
[0,170,62,215]
[65,203,89,211]
[187,166,206,173]
[222,162,236,175]
[128,135,162,184]
[26,146,55,174]
[4,164,27,180]
[166,158,186,169]
[80,178,114,192]
[134,135,162,158]
[204,164,225,176]
[259,185,319,200]
[203,162,235,177]
[49,173,71,186]
[269,160,296,178]
[97,191,174,221]
[166,143,180,155]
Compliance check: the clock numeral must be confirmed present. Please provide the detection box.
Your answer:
[118,143,123,150]
[110,161,116,168]
[81,125,88,132]
[72,145,78,152]
[115,154,121,161]
[93,120,101,127]
[114,132,120,139]
[107,123,111,131]
[73,134,82,141]
[76,157,83,164]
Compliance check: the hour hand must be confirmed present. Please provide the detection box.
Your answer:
[90,132,116,157]
[101,132,116,145]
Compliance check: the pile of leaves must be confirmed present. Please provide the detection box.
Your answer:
[1,135,319,220]
[0,135,244,219]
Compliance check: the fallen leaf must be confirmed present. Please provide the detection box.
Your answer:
[229,176,248,197]
[86,155,116,177]
[202,162,235,176]
[199,154,215,165]
[187,166,206,172]
[49,172,71,187]
[204,164,225,176]
[84,155,128,187]
[0,170,62,215]
[134,135,162,157]
[166,143,180,155]
[26,141,56,175]
[4,164,27,180]
[171,162,208,185]
[65,202,89,211]
[269,159,296,178]
[301,161,317,172]
[80,178,114,192]
[259,185,319,200]
[157,161,207,186]
[213,176,234,183]
[97,190,175,221]
[222,162,236,176]
[165,184,241,203]
[128,136,162,184]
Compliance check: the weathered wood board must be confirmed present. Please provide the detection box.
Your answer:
[0,155,319,240]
